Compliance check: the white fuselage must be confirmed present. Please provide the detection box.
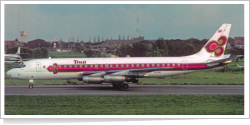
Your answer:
[6,55,226,80]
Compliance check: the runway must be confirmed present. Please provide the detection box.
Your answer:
[5,85,244,96]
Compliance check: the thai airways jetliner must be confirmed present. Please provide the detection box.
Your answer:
[6,24,233,89]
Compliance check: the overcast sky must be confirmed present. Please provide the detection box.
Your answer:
[4,4,244,42]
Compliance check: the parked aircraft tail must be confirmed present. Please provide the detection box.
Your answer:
[196,24,231,58]
[16,47,21,56]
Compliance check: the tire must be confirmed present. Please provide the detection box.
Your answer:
[29,84,33,89]
[123,83,128,89]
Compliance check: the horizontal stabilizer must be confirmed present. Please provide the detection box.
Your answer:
[206,57,234,67]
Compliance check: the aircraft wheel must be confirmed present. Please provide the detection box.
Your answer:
[123,83,129,89]
[112,83,121,89]
[29,84,33,89]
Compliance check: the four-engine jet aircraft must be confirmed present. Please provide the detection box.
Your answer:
[5,47,28,63]
[6,24,233,89]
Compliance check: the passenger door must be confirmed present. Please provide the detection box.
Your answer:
[36,62,41,72]
[182,60,188,70]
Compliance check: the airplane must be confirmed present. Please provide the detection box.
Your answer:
[6,24,233,89]
[5,47,29,63]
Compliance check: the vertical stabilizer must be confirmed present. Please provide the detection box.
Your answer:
[197,24,231,58]
[16,47,21,56]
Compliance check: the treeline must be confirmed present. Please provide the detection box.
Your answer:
[6,46,49,59]
[116,38,243,57]
[116,38,204,57]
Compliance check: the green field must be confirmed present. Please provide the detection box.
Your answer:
[5,95,244,115]
[49,52,87,58]
[4,59,244,85]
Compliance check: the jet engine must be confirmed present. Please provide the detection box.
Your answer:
[82,76,103,84]
[82,75,139,84]
[104,75,125,83]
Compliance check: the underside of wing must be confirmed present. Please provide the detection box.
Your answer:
[82,67,172,77]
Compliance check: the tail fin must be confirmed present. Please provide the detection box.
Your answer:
[197,24,231,58]
[16,47,20,56]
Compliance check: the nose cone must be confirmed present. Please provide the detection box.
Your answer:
[6,70,12,78]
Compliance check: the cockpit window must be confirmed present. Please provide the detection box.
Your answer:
[16,63,25,68]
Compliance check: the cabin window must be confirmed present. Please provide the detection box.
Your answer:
[157,64,159,67]
[100,64,103,67]
[95,64,98,67]
[131,64,134,67]
[167,64,170,66]
[90,65,93,67]
[106,64,108,67]
[173,64,175,66]
[121,64,123,67]
[85,65,87,68]
[137,64,139,67]
[147,64,149,67]
[142,64,144,67]
[110,64,112,67]
[59,65,61,68]
[43,65,46,68]
[126,64,128,67]
[80,65,82,68]
[69,65,72,68]
[162,64,164,67]
[178,63,180,66]
[152,64,154,67]
[116,64,118,67]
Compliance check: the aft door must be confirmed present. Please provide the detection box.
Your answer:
[36,62,41,72]
[182,60,188,70]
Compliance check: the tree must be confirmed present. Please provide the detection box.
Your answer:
[154,38,168,56]
[226,47,244,56]
[116,44,133,57]
[33,48,42,58]
[98,36,100,42]
[6,46,19,54]
[166,40,181,56]
[146,46,163,57]
[40,47,49,58]
[93,37,96,43]
[131,42,148,57]
[21,47,33,58]
[84,49,94,57]
[178,42,197,56]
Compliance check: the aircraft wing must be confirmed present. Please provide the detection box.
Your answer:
[82,67,172,76]
[129,67,172,72]
[206,57,234,67]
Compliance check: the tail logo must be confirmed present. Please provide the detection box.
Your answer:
[205,36,227,57]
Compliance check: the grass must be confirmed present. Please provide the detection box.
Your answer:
[139,71,244,85]
[49,52,87,58]
[5,95,244,115]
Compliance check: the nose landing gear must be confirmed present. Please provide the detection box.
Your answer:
[29,79,34,89]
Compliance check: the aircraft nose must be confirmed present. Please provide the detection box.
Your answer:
[6,70,12,78]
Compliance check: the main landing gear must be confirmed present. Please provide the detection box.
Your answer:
[29,79,34,89]
[112,83,129,89]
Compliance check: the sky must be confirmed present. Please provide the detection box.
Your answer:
[4,3,245,42]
